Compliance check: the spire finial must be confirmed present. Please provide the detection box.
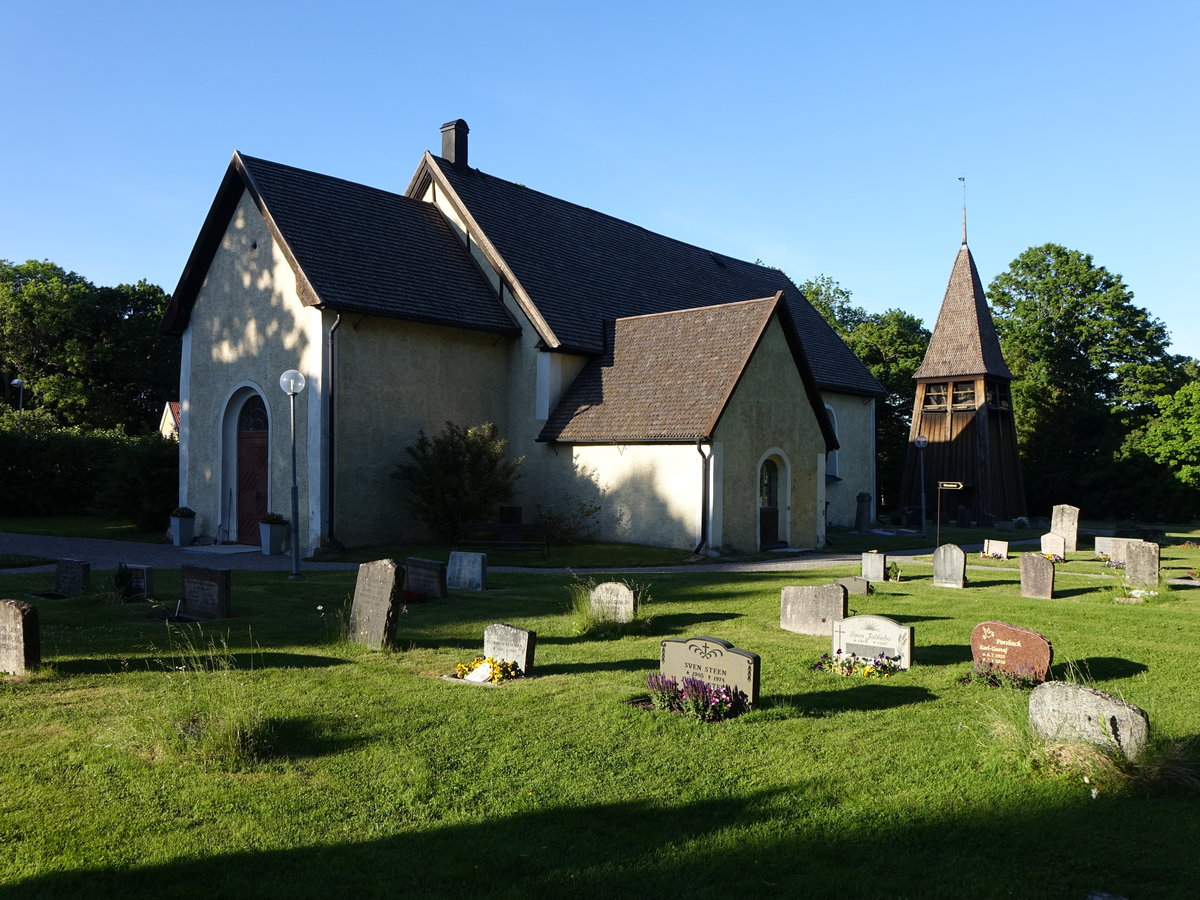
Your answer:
[958,176,967,245]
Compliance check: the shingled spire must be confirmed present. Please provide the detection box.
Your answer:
[898,215,1025,524]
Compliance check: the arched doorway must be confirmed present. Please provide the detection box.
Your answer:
[759,457,782,550]
[236,395,269,545]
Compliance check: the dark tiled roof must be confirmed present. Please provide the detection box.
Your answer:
[914,243,1012,380]
[423,157,884,397]
[539,295,835,445]
[163,154,518,336]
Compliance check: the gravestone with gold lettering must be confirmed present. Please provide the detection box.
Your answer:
[970,621,1053,682]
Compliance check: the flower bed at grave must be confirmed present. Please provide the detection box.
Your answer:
[642,674,744,721]
[811,649,901,679]
[453,655,521,683]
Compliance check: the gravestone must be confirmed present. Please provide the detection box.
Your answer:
[835,575,871,595]
[1095,536,1132,563]
[1020,553,1055,600]
[861,552,887,583]
[1051,504,1080,553]
[348,559,404,649]
[405,557,447,599]
[55,559,90,597]
[484,623,537,675]
[178,566,232,620]
[932,543,966,588]
[1028,682,1149,760]
[780,584,847,636]
[831,614,913,669]
[126,565,154,600]
[659,635,760,707]
[589,581,637,623]
[982,539,1009,559]
[447,551,487,591]
[0,599,40,675]
[970,621,1053,682]
[1040,532,1066,557]
[1125,540,1160,587]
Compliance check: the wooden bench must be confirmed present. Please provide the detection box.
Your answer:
[454,522,550,559]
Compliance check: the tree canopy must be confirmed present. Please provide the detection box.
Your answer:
[0,259,178,432]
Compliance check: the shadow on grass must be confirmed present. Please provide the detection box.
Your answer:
[264,715,372,760]
[537,658,656,676]
[1055,585,1108,599]
[885,614,955,624]
[916,644,974,666]
[764,684,938,717]
[648,611,742,634]
[52,652,352,676]
[1054,657,1149,681]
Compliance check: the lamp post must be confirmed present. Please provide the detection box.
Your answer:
[914,434,928,538]
[279,369,306,580]
[10,378,24,434]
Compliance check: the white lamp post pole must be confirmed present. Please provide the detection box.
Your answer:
[915,434,928,538]
[279,369,306,580]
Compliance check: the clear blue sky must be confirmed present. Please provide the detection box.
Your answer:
[3,1,1197,358]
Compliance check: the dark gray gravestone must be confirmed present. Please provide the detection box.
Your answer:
[970,621,1053,682]
[1040,532,1066,557]
[982,539,1009,559]
[659,635,760,707]
[126,565,154,600]
[178,566,232,620]
[932,544,966,588]
[405,557,447,599]
[447,551,487,591]
[1125,540,1160,587]
[831,614,912,669]
[1051,504,1080,553]
[1020,553,1055,600]
[1029,682,1149,760]
[55,559,90,597]
[483,623,536,675]
[780,584,847,636]
[861,552,887,583]
[0,599,40,675]
[835,575,872,595]
[589,582,636,623]
[348,559,404,649]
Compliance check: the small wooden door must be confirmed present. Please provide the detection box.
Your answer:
[759,459,780,549]
[236,396,269,545]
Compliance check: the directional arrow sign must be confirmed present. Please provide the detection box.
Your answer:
[938,481,964,490]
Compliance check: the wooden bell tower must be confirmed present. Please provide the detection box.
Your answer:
[899,214,1025,524]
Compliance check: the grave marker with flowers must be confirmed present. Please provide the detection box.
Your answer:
[830,614,912,669]
[658,636,760,710]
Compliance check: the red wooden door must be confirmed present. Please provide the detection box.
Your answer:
[236,396,269,545]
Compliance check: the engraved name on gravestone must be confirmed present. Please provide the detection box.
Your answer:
[861,552,887,583]
[125,565,154,600]
[1020,552,1055,600]
[590,581,636,623]
[659,636,760,707]
[447,551,487,591]
[831,615,913,669]
[483,623,537,675]
[1124,540,1160,587]
[835,575,871,595]
[1028,682,1149,760]
[405,557,447,599]
[780,584,847,636]
[179,566,232,620]
[0,599,40,675]
[970,621,1053,682]
[348,559,404,649]
[932,544,966,588]
[1040,532,1066,557]
[982,539,1009,559]
[1051,504,1080,553]
[55,559,90,597]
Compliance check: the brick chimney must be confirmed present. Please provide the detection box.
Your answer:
[440,119,469,167]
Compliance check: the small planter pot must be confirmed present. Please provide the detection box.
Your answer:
[260,522,288,556]
[170,516,195,547]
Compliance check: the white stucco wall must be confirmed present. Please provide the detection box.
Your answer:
[821,392,876,528]
[180,190,325,552]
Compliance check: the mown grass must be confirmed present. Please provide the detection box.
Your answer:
[2,543,1200,897]
[0,515,169,543]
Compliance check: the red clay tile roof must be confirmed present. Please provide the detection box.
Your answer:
[914,242,1012,380]
[539,294,835,445]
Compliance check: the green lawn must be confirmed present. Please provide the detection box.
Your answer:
[2,546,1199,897]
[0,515,170,543]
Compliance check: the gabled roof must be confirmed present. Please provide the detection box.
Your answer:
[914,237,1012,381]
[539,294,838,447]
[162,154,518,336]
[409,154,884,398]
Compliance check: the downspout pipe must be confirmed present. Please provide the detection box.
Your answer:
[325,312,345,551]
[694,437,711,554]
